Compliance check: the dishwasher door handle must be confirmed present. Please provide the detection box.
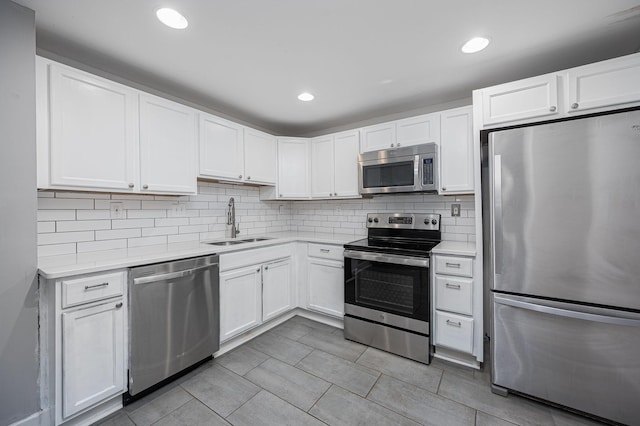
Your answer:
[133,263,218,285]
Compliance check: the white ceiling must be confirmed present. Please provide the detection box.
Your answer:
[13,0,640,135]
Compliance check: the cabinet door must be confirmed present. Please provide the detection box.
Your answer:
[62,300,125,418]
[567,54,640,113]
[220,265,262,341]
[361,122,395,152]
[333,130,360,198]
[262,258,293,322]
[307,258,344,317]
[481,74,560,125]
[439,106,474,194]
[310,136,334,198]
[277,138,309,198]
[49,64,138,191]
[139,94,197,194]
[396,113,440,147]
[198,113,244,180]
[244,128,276,184]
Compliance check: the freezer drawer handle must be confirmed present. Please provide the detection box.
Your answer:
[85,282,109,290]
[446,320,462,327]
[495,296,640,327]
[133,263,218,285]
[445,283,461,290]
[445,262,461,268]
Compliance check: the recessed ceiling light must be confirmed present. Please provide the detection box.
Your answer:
[298,92,315,102]
[156,8,188,29]
[461,37,490,53]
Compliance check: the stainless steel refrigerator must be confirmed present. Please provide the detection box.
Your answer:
[482,107,640,425]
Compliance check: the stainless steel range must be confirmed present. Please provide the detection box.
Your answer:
[343,212,441,364]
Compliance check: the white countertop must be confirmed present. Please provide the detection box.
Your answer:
[38,231,359,279]
[431,241,477,256]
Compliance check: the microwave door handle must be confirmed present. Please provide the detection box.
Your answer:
[414,155,421,190]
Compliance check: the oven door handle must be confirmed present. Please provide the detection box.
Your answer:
[344,250,429,268]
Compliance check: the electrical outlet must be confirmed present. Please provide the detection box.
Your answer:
[110,202,125,219]
[451,203,461,217]
[171,203,186,215]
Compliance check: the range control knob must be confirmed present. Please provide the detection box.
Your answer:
[431,219,438,225]
[368,217,373,223]
[373,217,379,223]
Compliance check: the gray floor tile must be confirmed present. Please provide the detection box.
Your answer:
[128,386,193,426]
[368,374,476,426]
[430,356,476,380]
[151,399,230,426]
[269,319,315,341]
[215,345,270,376]
[356,347,443,393]
[437,371,555,426]
[299,328,367,362]
[180,364,260,417]
[247,331,313,365]
[476,411,518,426]
[244,358,331,411]
[309,385,421,426]
[289,315,340,333]
[297,349,379,397]
[227,390,326,426]
[549,407,609,426]
[95,411,135,426]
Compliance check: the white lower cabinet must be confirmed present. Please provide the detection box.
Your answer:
[62,301,125,418]
[219,245,293,342]
[432,254,475,355]
[306,243,344,318]
[40,270,128,425]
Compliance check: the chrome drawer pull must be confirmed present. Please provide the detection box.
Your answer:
[445,262,461,268]
[115,302,123,309]
[446,320,462,327]
[320,249,330,253]
[85,282,109,290]
[445,283,461,290]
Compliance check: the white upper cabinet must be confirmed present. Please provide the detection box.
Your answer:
[46,61,138,191]
[480,74,560,125]
[396,113,440,147]
[360,122,395,152]
[139,94,197,194]
[244,128,276,185]
[198,114,244,181]
[439,106,474,194]
[277,138,310,198]
[332,130,360,198]
[567,54,640,113]
[310,136,334,198]
[37,58,198,195]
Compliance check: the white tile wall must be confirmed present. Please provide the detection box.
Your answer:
[37,182,476,256]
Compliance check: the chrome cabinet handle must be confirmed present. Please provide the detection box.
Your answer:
[265,266,269,270]
[334,192,338,196]
[446,320,462,327]
[549,106,557,112]
[128,183,134,188]
[247,176,251,180]
[85,282,109,290]
[571,102,579,109]
[320,249,330,253]
[397,143,401,147]
[390,143,394,147]
[239,175,243,179]
[256,268,260,272]
[442,187,447,191]
[445,262,461,268]
[115,302,123,309]
[142,184,149,189]
[445,283,461,290]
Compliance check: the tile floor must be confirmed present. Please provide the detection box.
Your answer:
[98,315,605,426]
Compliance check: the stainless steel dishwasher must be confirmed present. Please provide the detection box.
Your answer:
[127,255,219,400]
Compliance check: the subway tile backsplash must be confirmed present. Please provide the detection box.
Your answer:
[37,182,475,256]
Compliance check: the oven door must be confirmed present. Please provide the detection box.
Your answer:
[344,250,429,323]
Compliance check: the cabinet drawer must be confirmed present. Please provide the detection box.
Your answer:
[434,256,473,277]
[308,243,344,261]
[435,311,474,353]
[62,271,125,308]
[435,276,473,315]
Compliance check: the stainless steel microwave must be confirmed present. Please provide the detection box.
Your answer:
[358,143,438,194]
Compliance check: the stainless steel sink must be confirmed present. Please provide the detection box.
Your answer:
[204,237,274,246]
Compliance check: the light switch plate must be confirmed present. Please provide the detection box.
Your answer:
[451,203,461,217]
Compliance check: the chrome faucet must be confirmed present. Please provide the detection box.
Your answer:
[227,197,240,238]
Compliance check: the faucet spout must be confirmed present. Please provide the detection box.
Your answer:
[228,197,239,238]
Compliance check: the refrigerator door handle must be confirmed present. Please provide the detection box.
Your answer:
[494,295,640,327]
[493,154,503,276]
